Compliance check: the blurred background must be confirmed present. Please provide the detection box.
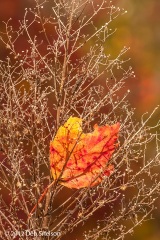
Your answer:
[115,0,160,115]
[0,0,159,239]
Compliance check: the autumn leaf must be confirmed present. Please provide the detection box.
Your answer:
[50,117,120,189]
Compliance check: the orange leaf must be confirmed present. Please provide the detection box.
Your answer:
[50,117,120,189]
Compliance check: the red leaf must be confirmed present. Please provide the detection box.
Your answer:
[50,117,120,189]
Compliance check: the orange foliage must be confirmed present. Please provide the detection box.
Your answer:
[50,117,120,189]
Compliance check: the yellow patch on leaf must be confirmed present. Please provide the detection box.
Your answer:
[50,117,120,189]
